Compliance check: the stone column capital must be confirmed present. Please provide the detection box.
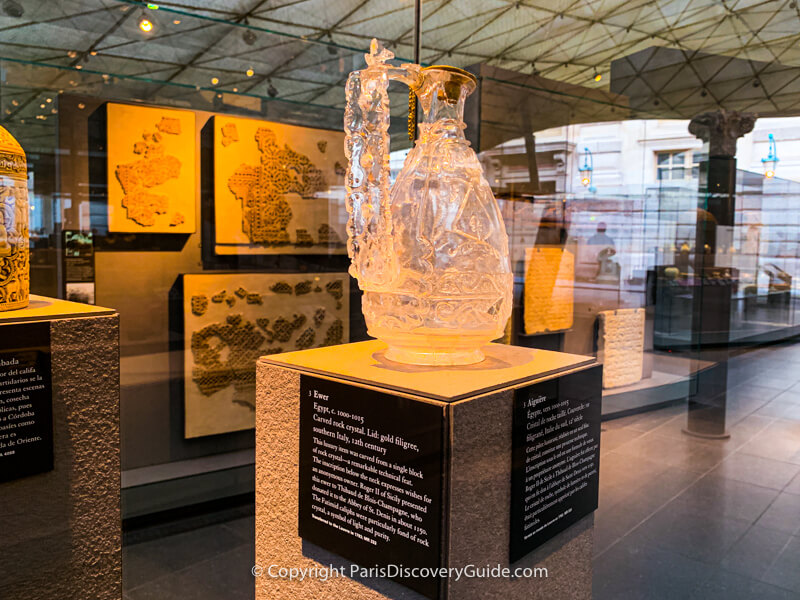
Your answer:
[688,109,756,157]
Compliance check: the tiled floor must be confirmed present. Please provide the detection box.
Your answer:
[123,504,255,600]
[594,340,800,600]
[122,340,800,599]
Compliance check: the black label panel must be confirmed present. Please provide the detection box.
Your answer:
[510,365,602,562]
[0,322,53,483]
[299,375,445,599]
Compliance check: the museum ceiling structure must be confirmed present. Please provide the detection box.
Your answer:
[1,0,800,143]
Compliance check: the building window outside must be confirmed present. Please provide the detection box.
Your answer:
[656,150,701,181]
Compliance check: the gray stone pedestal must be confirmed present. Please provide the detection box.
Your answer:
[256,340,598,600]
[0,295,120,600]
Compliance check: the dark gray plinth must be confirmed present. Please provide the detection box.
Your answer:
[0,296,121,600]
[256,341,595,600]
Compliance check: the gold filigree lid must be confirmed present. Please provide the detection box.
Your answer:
[421,65,478,86]
[416,65,477,105]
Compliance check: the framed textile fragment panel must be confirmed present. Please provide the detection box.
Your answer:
[523,247,575,335]
[182,272,349,438]
[212,115,348,255]
[106,103,196,233]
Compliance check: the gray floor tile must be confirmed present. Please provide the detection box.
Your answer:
[720,525,793,581]
[597,481,629,512]
[593,536,712,600]
[592,521,623,557]
[629,501,752,564]
[671,473,779,522]
[726,414,774,448]
[600,426,646,454]
[756,400,798,419]
[610,432,725,474]
[726,384,781,412]
[756,493,800,535]
[222,515,256,543]
[124,523,246,592]
[599,450,673,493]
[785,472,800,496]
[773,390,800,405]
[633,465,704,501]
[689,570,798,600]
[201,544,255,600]
[711,452,800,490]
[127,543,254,600]
[648,414,689,440]
[762,535,800,594]
[593,467,704,559]
[746,374,800,392]
[602,404,685,433]
[778,404,800,422]
[595,494,668,550]
[739,420,800,465]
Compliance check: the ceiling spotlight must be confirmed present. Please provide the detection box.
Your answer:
[326,34,337,55]
[242,29,257,46]
[68,50,78,59]
[593,70,602,82]
[233,87,239,92]
[139,18,154,33]
[211,77,219,85]
[246,68,254,77]
[39,103,45,109]
[75,64,83,70]
[46,98,52,103]
[78,103,86,110]
[173,19,181,25]
[267,81,278,97]
[2,1,24,18]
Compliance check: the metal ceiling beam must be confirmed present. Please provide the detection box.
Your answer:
[238,0,372,97]
[5,4,134,121]
[154,0,272,89]
[298,0,456,106]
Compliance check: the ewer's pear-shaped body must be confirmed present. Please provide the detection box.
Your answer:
[345,41,512,365]
[0,125,29,312]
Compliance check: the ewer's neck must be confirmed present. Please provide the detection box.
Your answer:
[418,119,467,143]
[415,66,476,129]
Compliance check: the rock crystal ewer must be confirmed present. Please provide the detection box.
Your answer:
[0,125,29,312]
[344,40,512,366]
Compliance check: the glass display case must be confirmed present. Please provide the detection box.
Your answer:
[4,2,800,597]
